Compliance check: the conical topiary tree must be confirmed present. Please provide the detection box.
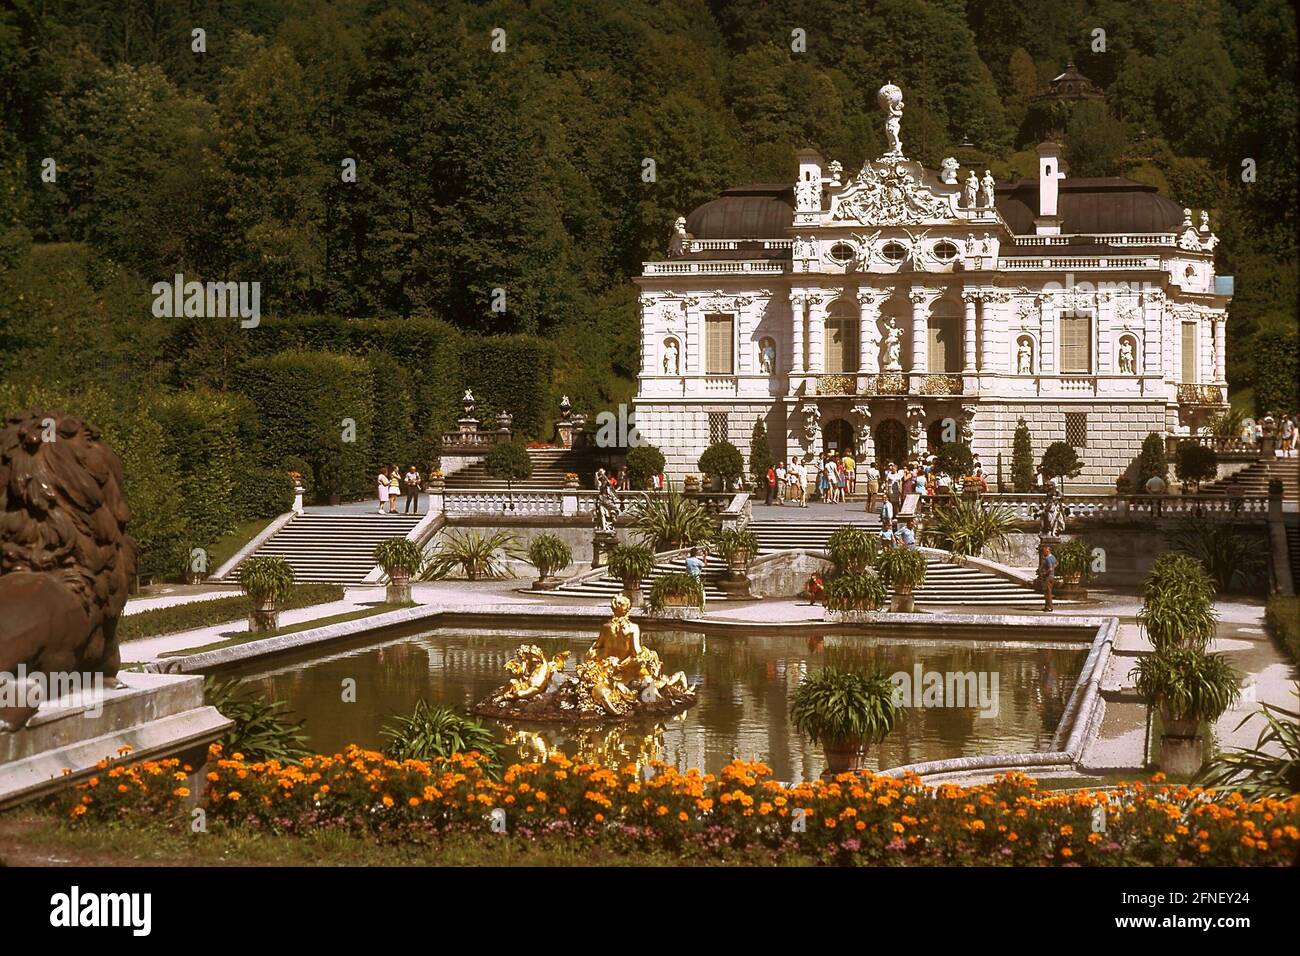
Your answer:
[1011,418,1035,492]
[1137,432,1167,488]
[749,418,773,489]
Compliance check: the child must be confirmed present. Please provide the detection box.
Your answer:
[804,572,826,606]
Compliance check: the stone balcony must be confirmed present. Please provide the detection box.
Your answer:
[1176,383,1227,406]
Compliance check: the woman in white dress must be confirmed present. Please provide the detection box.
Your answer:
[377,466,390,513]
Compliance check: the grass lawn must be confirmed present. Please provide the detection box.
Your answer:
[119,584,344,642]
[156,603,418,657]
[206,518,275,572]
[0,809,755,867]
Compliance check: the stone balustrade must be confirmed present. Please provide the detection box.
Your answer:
[938,492,1270,523]
[441,488,738,518]
[642,260,785,276]
[997,255,1160,271]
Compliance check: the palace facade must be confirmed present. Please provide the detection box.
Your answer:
[631,83,1231,491]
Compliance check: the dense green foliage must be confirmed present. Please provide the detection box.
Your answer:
[1053,538,1093,582]
[935,441,973,479]
[1265,596,1300,665]
[748,418,773,488]
[922,498,1016,558]
[1170,520,1266,594]
[826,525,878,574]
[203,677,311,763]
[712,527,759,564]
[374,538,427,576]
[1139,552,1218,653]
[1174,442,1217,489]
[1137,432,1168,487]
[624,444,665,489]
[697,440,744,483]
[380,700,500,767]
[825,573,889,613]
[629,487,714,551]
[484,440,534,486]
[527,533,573,579]
[607,543,656,583]
[1199,702,1300,799]
[421,529,524,580]
[1040,442,1082,484]
[238,555,296,606]
[1010,418,1035,493]
[646,571,705,613]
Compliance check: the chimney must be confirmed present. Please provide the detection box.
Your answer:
[1035,142,1065,235]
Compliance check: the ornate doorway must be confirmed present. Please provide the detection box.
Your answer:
[874,418,907,465]
[823,418,855,454]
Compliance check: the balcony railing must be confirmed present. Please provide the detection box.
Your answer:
[997,255,1160,271]
[1012,233,1177,248]
[941,492,1269,522]
[1176,383,1226,405]
[642,260,785,276]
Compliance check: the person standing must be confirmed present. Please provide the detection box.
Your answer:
[1040,545,1057,612]
[377,466,390,514]
[879,493,894,531]
[388,464,401,514]
[842,449,856,497]
[765,464,777,505]
[775,460,787,504]
[897,519,916,549]
[865,461,880,514]
[685,547,707,609]
[792,458,808,507]
[403,464,422,514]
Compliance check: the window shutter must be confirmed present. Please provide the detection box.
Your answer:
[1181,323,1197,383]
[1059,314,1091,374]
[825,318,857,373]
[706,314,733,375]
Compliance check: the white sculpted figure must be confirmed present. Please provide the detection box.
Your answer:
[883,318,902,370]
[1017,338,1033,374]
[828,160,843,185]
[663,338,680,375]
[962,171,979,209]
[1118,338,1136,375]
[759,340,776,374]
[940,157,959,185]
[879,84,904,157]
[979,170,996,208]
[667,216,691,257]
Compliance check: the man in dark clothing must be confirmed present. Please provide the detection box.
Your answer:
[403,466,422,514]
[1040,545,1056,612]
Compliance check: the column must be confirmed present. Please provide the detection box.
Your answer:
[962,291,978,373]
[1213,314,1226,383]
[639,295,655,376]
[979,294,998,372]
[807,293,826,376]
[1039,292,1056,373]
[683,297,701,374]
[856,290,880,393]
[788,292,806,388]
[909,290,929,384]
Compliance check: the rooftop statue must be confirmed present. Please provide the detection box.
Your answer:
[879,83,905,158]
[475,595,696,722]
[0,410,137,731]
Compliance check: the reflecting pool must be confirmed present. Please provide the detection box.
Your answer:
[238,628,1087,782]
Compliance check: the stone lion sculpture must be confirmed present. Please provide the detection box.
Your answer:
[0,409,137,730]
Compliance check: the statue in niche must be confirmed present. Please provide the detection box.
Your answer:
[1017,337,1034,375]
[980,170,996,208]
[883,318,902,370]
[1118,337,1136,375]
[962,171,979,209]
[759,339,776,375]
[662,338,680,375]
[879,84,904,157]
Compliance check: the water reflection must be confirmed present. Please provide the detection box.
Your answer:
[239,628,1085,783]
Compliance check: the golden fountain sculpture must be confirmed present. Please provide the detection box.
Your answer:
[474,595,696,722]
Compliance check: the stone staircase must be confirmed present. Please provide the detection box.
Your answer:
[445,446,607,490]
[553,555,731,601]
[1201,458,1299,500]
[748,518,1053,607]
[227,513,423,585]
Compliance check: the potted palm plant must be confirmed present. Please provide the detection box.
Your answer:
[825,572,889,623]
[422,529,525,581]
[876,546,928,613]
[607,543,655,604]
[527,533,573,590]
[791,667,898,775]
[1131,552,1240,776]
[374,537,426,603]
[713,527,759,597]
[646,571,704,619]
[629,486,714,552]
[238,555,295,633]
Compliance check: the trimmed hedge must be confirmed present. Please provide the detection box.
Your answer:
[235,350,375,502]
[1264,595,1299,665]
[118,584,345,642]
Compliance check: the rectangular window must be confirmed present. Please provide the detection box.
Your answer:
[708,412,729,445]
[705,314,734,375]
[1181,322,1198,383]
[1059,313,1092,374]
[928,317,961,373]
[825,317,858,373]
[1065,412,1088,448]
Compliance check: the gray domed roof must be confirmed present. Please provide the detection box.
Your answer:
[996,177,1184,235]
[685,185,794,240]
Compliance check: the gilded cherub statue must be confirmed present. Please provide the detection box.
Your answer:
[502,645,570,700]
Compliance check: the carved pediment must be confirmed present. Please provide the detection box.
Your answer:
[831,159,955,226]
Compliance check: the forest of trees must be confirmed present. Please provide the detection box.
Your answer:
[0,0,1295,574]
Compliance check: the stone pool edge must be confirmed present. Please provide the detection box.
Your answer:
[142,601,1123,781]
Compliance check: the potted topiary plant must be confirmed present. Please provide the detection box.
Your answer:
[374,537,426,603]
[791,667,898,775]
[646,571,704,619]
[697,440,744,492]
[876,546,928,613]
[238,555,295,633]
[527,533,572,590]
[1054,537,1093,598]
[712,527,759,596]
[607,543,656,604]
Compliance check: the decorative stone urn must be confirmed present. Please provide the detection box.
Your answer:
[821,738,868,776]
[719,549,753,598]
[248,598,280,634]
[890,583,915,614]
[386,569,413,604]
[684,474,701,493]
[1158,708,1204,777]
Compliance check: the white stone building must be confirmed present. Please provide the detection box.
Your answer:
[632,84,1231,491]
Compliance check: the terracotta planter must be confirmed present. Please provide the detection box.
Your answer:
[532,575,562,591]
[890,583,915,614]
[822,738,868,776]
[620,577,642,605]
[248,597,280,633]
[684,476,700,493]
[663,591,694,607]
[386,569,412,603]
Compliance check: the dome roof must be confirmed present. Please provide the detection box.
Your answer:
[996,177,1185,236]
[685,185,794,240]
